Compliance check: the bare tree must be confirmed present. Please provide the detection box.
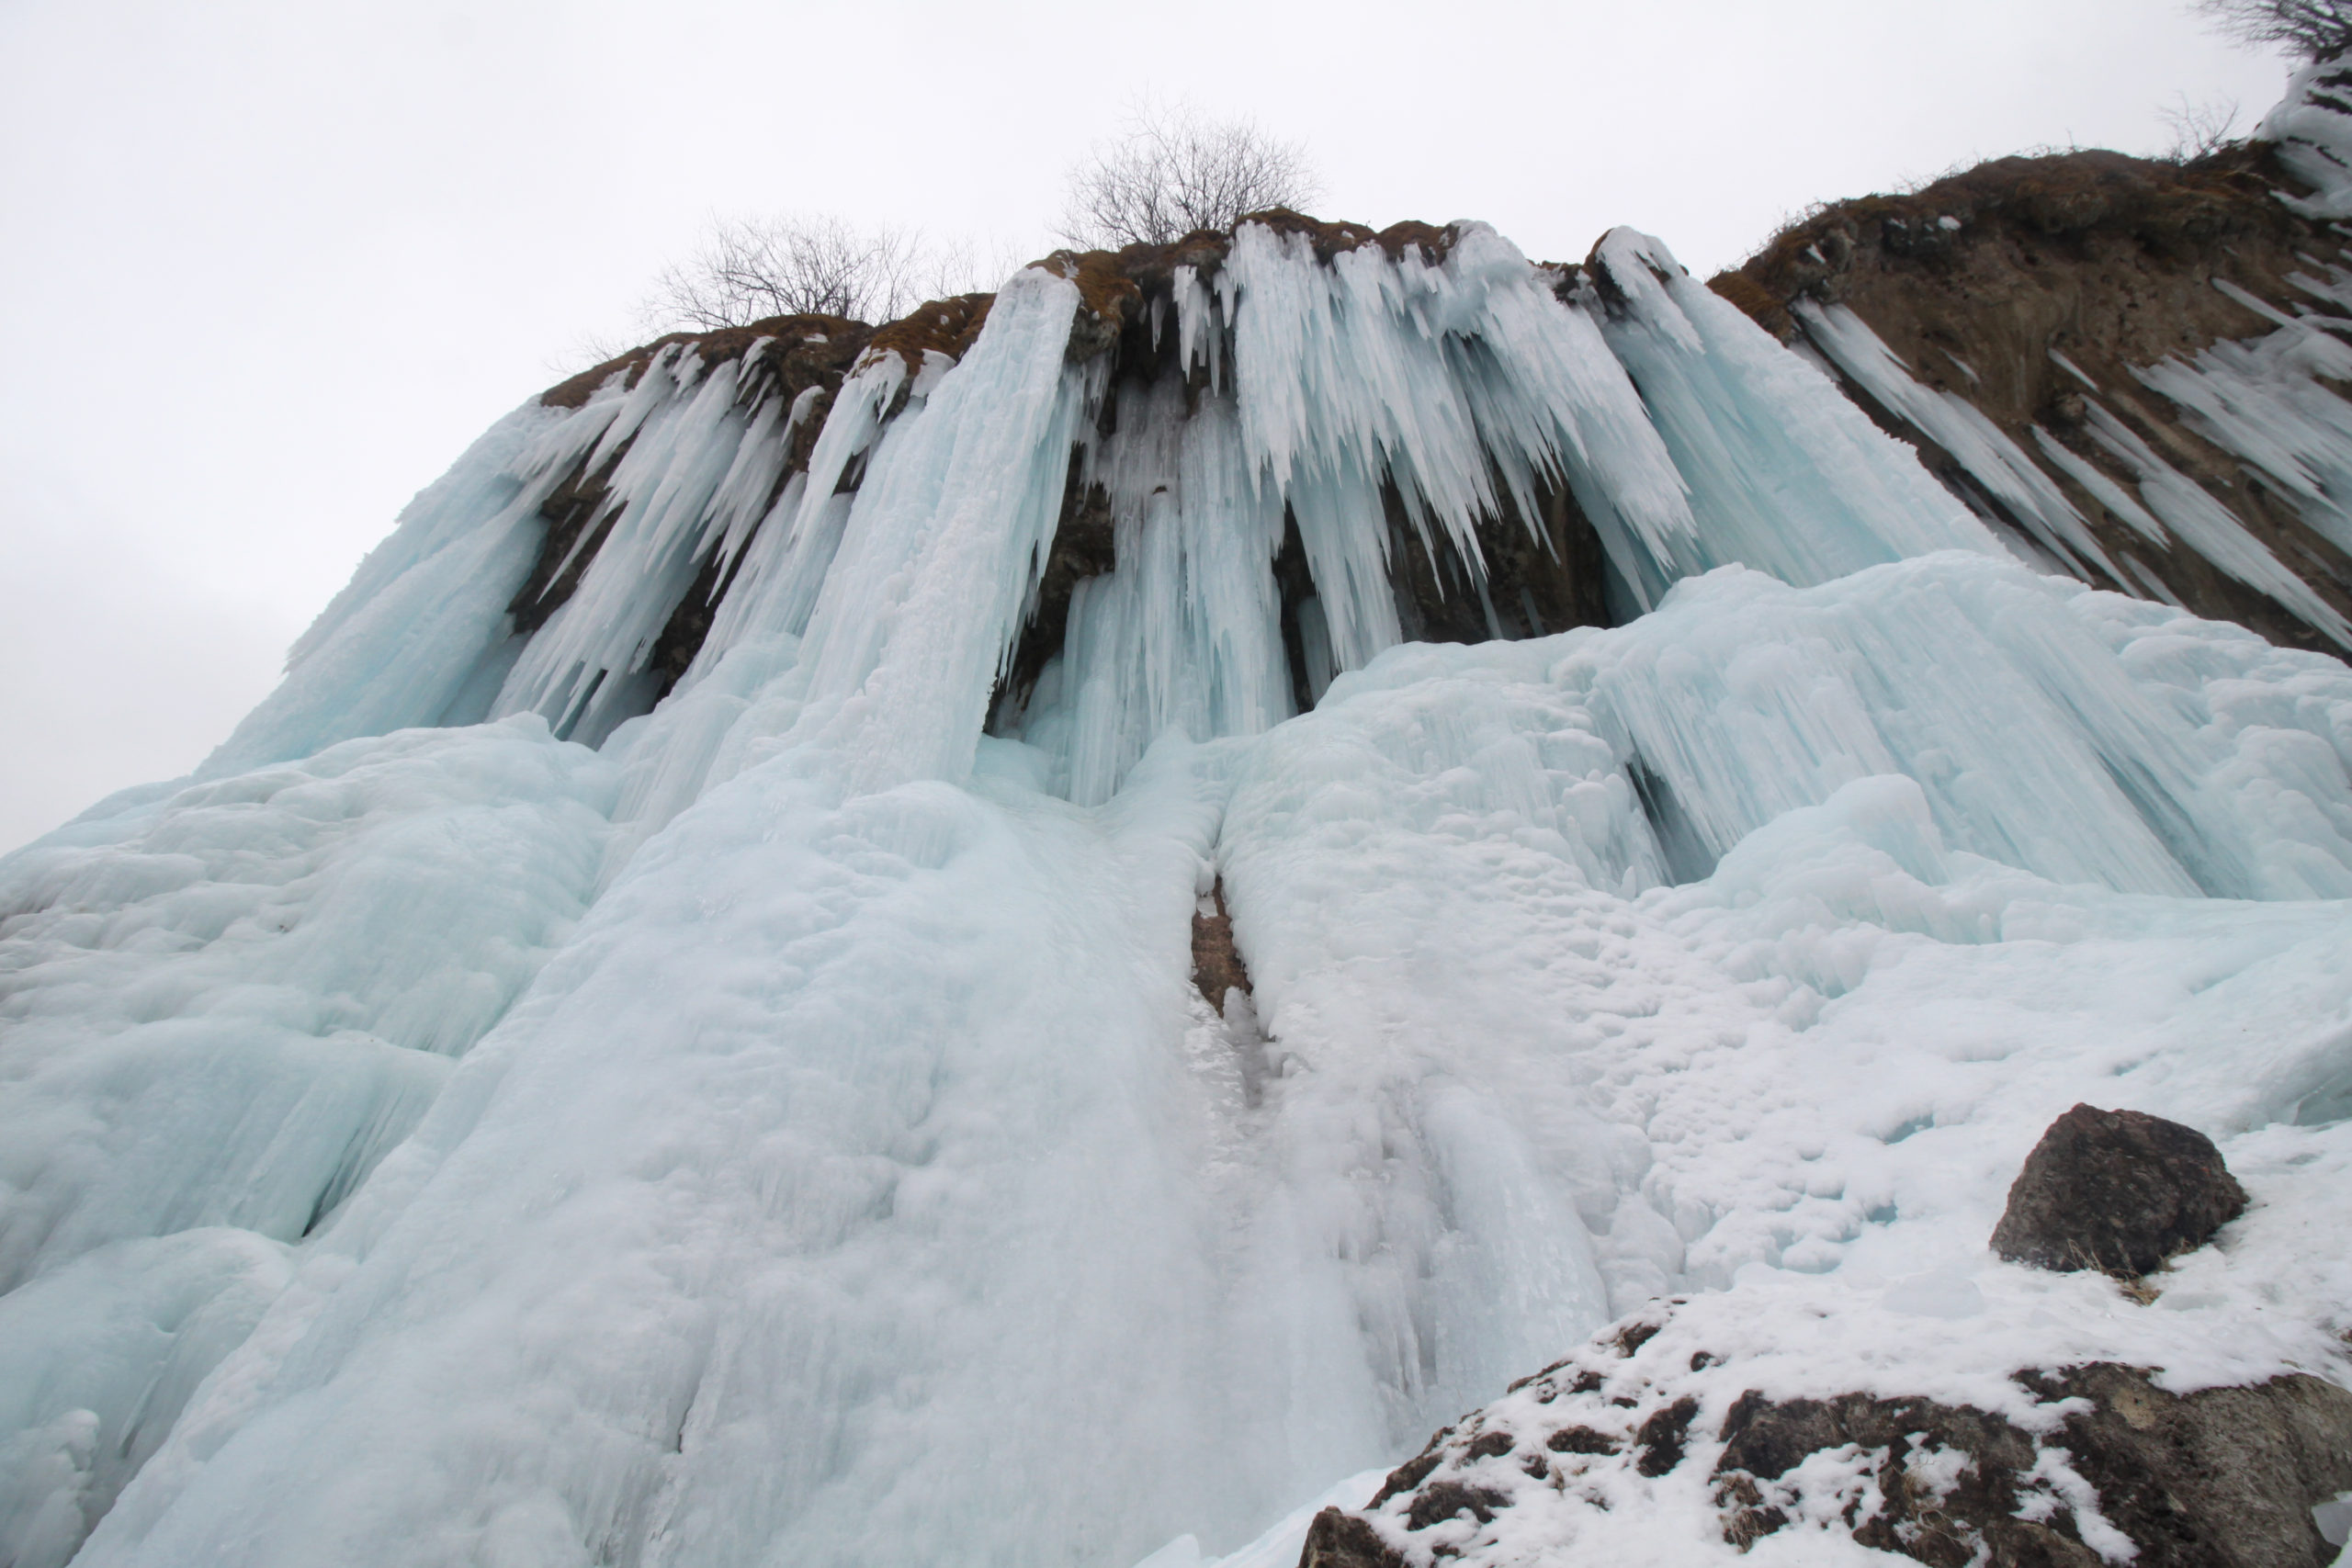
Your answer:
[2194,0,2352,58]
[640,215,926,330]
[2157,91,2243,158]
[1058,100,1321,250]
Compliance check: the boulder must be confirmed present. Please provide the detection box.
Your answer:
[1298,1506,1407,1568]
[1715,1366,2352,1567]
[1296,1301,2352,1568]
[1990,1104,2247,1276]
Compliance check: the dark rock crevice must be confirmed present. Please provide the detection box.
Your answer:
[1190,878,1252,1010]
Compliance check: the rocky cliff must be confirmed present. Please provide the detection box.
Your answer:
[1710,95,2352,655]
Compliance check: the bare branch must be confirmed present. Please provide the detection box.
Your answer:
[2156,91,2243,159]
[2193,0,2352,59]
[1058,100,1322,249]
[639,215,928,332]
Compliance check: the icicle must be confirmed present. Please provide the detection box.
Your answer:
[1586,234,1999,602]
[2132,304,2352,561]
[2030,426,2169,547]
[1565,553,2330,898]
[491,356,778,745]
[1792,299,2120,584]
[2079,400,2352,648]
[1035,381,1292,804]
[199,403,573,775]
[786,267,1091,795]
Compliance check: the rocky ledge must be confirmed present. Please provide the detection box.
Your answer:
[1298,1109,2352,1568]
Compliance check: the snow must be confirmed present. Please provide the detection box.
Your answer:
[6,186,2352,1567]
[2262,50,2352,220]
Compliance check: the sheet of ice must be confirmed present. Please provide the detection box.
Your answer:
[19,553,2352,1567]
[1589,233,2000,603]
[17,171,2352,1568]
[77,740,1455,1568]
[0,1229,291,1568]
[199,404,571,775]
[2132,295,2352,563]
[782,266,1092,795]
[1246,761,2352,1564]
[1020,378,1294,806]
[491,349,796,747]
[683,357,900,678]
[1209,220,1700,657]
[1020,220,2019,804]
[1571,553,2352,898]
[2077,399,2352,649]
[0,717,616,1291]
[1170,576,2352,1567]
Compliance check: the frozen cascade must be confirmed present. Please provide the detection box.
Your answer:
[196,405,573,776]
[487,347,798,748]
[1019,378,1294,806]
[1588,235,2002,602]
[782,267,1091,795]
[5,190,2352,1567]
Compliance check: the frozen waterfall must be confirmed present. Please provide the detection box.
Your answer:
[5,211,2352,1568]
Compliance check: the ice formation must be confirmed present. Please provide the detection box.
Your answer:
[6,165,2352,1568]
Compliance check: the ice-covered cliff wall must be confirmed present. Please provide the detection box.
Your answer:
[6,73,2352,1568]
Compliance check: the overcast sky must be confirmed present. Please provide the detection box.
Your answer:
[0,0,2299,850]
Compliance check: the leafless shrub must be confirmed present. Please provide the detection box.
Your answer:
[633,216,1044,337]
[2157,92,2244,159]
[2194,0,2352,58]
[1058,100,1320,249]
[641,214,926,330]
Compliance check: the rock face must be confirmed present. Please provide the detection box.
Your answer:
[1298,1507,1406,1568]
[521,113,2352,735]
[1189,878,1252,1010]
[523,312,878,696]
[1716,1367,2352,1568]
[1709,140,2352,655]
[1296,1313,2352,1568]
[1990,1104,2248,1276]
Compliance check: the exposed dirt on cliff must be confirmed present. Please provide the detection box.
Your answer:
[538,312,873,411]
[1710,143,2352,651]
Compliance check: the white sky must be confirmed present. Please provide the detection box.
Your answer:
[0,0,2297,850]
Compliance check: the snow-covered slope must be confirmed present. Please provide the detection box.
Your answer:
[7,114,2352,1567]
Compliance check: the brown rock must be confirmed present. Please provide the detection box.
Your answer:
[1991,1104,2247,1276]
[1708,143,2352,654]
[1297,1506,1408,1568]
[1715,1367,2352,1567]
[1189,879,1252,1010]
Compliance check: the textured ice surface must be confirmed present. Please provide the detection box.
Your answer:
[8,201,2352,1567]
[32,557,2345,1568]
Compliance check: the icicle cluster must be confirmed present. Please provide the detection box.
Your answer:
[6,195,2352,1568]
[204,220,2012,822]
